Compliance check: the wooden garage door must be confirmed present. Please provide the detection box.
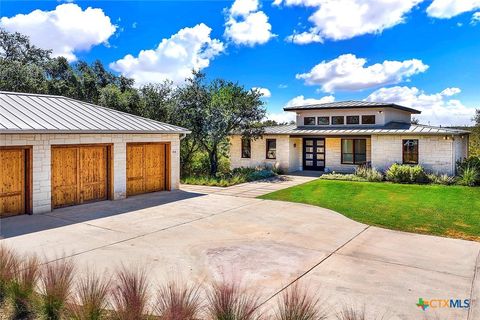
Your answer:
[52,145,108,208]
[0,149,26,217]
[126,143,169,196]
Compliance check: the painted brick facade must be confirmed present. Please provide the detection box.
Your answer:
[0,133,181,214]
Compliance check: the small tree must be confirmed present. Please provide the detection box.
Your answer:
[470,109,480,156]
[200,79,265,176]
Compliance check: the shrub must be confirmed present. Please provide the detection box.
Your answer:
[68,271,111,320]
[336,305,366,320]
[386,164,428,184]
[320,173,366,182]
[457,156,480,173]
[427,173,456,185]
[40,259,75,320]
[111,266,150,320]
[354,166,383,182]
[275,283,326,320]
[8,255,40,320]
[206,279,261,320]
[0,245,18,305]
[457,165,479,187]
[182,167,277,187]
[154,280,202,320]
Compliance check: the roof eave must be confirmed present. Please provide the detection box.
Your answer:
[0,130,191,135]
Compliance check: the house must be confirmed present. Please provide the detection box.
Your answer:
[229,100,470,175]
[0,91,189,217]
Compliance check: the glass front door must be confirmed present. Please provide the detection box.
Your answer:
[303,138,325,171]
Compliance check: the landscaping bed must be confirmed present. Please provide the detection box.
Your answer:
[260,179,480,241]
[181,167,278,187]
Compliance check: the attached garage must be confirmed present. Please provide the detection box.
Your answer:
[0,91,189,215]
[126,143,170,196]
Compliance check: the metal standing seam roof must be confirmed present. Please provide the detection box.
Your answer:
[0,91,190,134]
[259,122,470,136]
[283,100,422,114]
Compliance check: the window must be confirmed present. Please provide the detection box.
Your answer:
[403,139,418,164]
[341,139,367,164]
[317,117,329,125]
[241,138,251,158]
[266,139,276,159]
[304,117,316,125]
[362,115,376,124]
[332,116,344,125]
[346,116,360,125]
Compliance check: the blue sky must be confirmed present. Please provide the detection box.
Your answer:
[1,0,480,125]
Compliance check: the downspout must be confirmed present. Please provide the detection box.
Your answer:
[179,133,187,140]
[451,135,456,175]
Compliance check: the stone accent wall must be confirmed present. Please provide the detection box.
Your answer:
[229,135,292,172]
[0,133,181,214]
[370,134,468,175]
[325,137,372,173]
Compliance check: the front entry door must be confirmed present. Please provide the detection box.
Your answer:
[303,138,325,171]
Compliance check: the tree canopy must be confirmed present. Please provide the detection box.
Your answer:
[0,28,267,176]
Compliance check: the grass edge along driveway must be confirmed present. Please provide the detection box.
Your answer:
[259,179,480,242]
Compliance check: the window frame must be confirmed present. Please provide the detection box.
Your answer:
[402,139,419,165]
[241,138,251,159]
[304,117,316,126]
[346,115,360,125]
[266,139,277,159]
[317,116,330,125]
[361,115,376,125]
[331,116,345,125]
[341,138,367,165]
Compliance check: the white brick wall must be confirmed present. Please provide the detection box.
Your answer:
[229,134,467,175]
[229,135,292,172]
[0,133,181,214]
[371,134,468,175]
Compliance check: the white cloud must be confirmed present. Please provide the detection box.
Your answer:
[275,0,422,43]
[427,0,480,18]
[285,30,323,44]
[366,86,475,126]
[267,95,335,123]
[472,12,480,24]
[253,87,271,98]
[296,54,428,93]
[110,23,224,86]
[224,0,274,46]
[0,3,116,61]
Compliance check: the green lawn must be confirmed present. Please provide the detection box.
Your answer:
[259,180,480,241]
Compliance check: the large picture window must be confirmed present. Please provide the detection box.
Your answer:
[304,117,316,125]
[341,139,367,164]
[266,139,276,159]
[403,139,418,164]
[241,138,251,158]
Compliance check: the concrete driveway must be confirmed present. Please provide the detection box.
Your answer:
[1,184,478,320]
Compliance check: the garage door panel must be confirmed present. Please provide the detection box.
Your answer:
[80,146,107,203]
[52,148,78,208]
[144,144,165,193]
[1,149,26,216]
[52,145,108,209]
[126,145,145,196]
[127,143,168,196]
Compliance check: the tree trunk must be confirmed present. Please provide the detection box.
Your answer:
[209,147,218,176]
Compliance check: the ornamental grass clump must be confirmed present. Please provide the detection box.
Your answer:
[40,259,75,320]
[154,280,202,320]
[206,279,261,320]
[0,244,19,305]
[275,283,327,320]
[67,271,111,320]
[354,166,383,182]
[385,164,428,184]
[8,255,40,320]
[457,165,479,186]
[336,305,367,320]
[111,266,150,320]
